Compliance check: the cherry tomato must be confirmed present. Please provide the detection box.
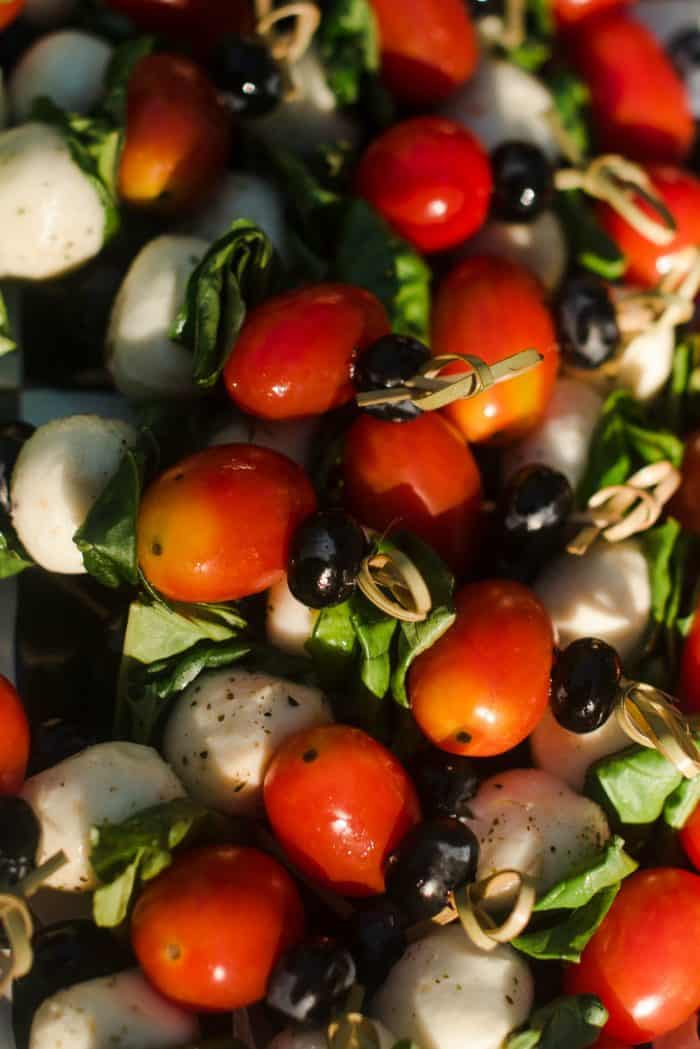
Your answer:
[356,118,492,254]
[119,54,231,213]
[681,607,700,716]
[431,256,559,445]
[0,676,29,795]
[565,868,700,1043]
[554,0,634,30]
[0,0,24,30]
[566,10,694,164]
[681,805,700,872]
[264,725,421,896]
[131,846,304,1011]
[597,166,700,288]
[341,412,483,576]
[369,0,478,105]
[409,580,554,757]
[223,285,389,420]
[106,0,253,54]
[137,444,316,603]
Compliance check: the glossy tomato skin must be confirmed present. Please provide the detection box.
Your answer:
[356,118,492,254]
[565,869,700,1043]
[0,676,29,795]
[131,846,304,1011]
[0,0,24,30]
[106,0,253,54]
[370,0,478,105]
[409,580,554,757]
[223,285,390,420]
[680,806,700,872]
[431,256,559,445]
[680,603,700,715]
[554,0,633,30]
[597,166,700,289]
[566,11,694,164]
[119,54,231,213]
[671,430,700,537]
[341,413,483,577]
[264,725,421,897]
[137,444,316,603]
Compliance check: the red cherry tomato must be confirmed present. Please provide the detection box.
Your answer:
[0,0,24,30]
[681,604,700,716]
[356,118,492,254]
[671,430,700,537]
[681,805,700,872]
[223,285,389,420]
[554,0,634,30]
[106,0,253,54]
[0,676,29,795]
[119,54,231,213]
[264,725,421,896]
[341,412,483,576]
[137,444,316,603]
[369,0,478,105]
[431,256,559,445]
[131,846,304,1010]
[565,868,700,1043]
[566,10,694,164]
[597,166,700,289]
[409,580,554,757]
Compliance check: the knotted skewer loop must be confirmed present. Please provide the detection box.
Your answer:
[476,0,527,51]
[356,349,544,416]
[327,1012,381,1049]
[358,542,432,624]
[454,870,536,953]
[0,851,68,995]
[567,460,681,556]
[555,156,677,247]
[254,0,321,99]
[616,680,700,779]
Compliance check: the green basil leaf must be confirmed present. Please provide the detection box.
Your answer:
[350,591,398,698]
[0,288,17,356]
[306,601,356,687]
[660,334,700,434]
[545,68,591,163]
[100,36,156,123]
[556,190,626,282]
[585,742,684,825]
[513,884,619,963]
[318,0,379,106]
[664,775,700,829]
[533,836,637,912]
[506,995,608,1049]
[171,220,277,388]
[0,518,33,579]
[74,447,145,588]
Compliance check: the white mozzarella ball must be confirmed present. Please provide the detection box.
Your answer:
[11,414,137,574]
[163,668,332,815]
[21,742,185,892]
[209,415,317,469]
[251,48,359,154]
[106,235,207,400]
[455,211,567,292]
[182,173,288,259]
[23,0,77,25]
[530,706,630,791]
[267,1022,396,1049]
[29,970,199,1049]
[9,32,113,122]
[615,325,676,403]
[534,539,651,662]
[372,925,533,1049]
[0,123,105,280]
[267,577,318,656]
[441,58,559,160]
[503,377,603,489]
[466,769,610,894]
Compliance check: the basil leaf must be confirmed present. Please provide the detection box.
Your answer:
[585,742,684,825]
[556,190,626,282]
[171,220,277,388]
[505,0,553,71]
[506,995,608,1049]
[0,289,17,356]
[74,447,145,589]
[350,592,398,698]
[31,96,121,242]
[101,36,155,123]
[660,334,700,434]
[318,0,379,106]
[533,836,637,912]
[91,798,209,926]
[664,775,700,829]
[513,885,619,963]
[306,601,356,686]
[0,517,32,579]
[545,69,591,163]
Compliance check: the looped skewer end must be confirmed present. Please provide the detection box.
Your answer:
[358,543,432,623]
[253,0,321,99]
[0,850,68,995]
[616,680,700,779]
[453,870,536,953]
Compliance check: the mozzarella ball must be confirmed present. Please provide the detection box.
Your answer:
[534,539,651,662]
[9,32,113,122]
[267,576,318,656]
[530,706,630,791]
[182,172,288,259]
[29,970,199,1049]
[23,0,77,25]
[21,742,185,892]
[441,58,559,160]
[466,768,610,894]
[11,414,137,574]
[268,1022,396,1049]
[163,668,332,815]
[454,211,567,292]
[0,123,106,280]
[372,925,533,1049]
[209,415,317,469]
[502,377,603,489]
[615,325,676,403]
[106,235,207,400]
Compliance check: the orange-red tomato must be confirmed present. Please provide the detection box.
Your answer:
[0,676,29,795]
[264,725,421,897]
[341,412,483,576]
[680,603,700,715]
[565,869,700,1043]
[554,0,634,29]
[119,54,231,213]
[597,166,700,289]
[0,0,24,30]
[106,0,253,54]
[431,256,559,445]
[223,285,389,420]
[566,10,694,164]
[409,580,554,757]
[137,444,316,603]
[369,0,478,105]
[356,118,492,254]
[681,805,700,872]
[670,430,700,536]
[131,846,304,1011]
